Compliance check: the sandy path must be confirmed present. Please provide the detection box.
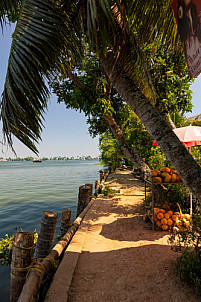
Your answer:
[45,169,200,302]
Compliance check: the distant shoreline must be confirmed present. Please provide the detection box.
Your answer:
[0,157,100,162]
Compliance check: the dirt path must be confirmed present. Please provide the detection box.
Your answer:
[45,169,200,302]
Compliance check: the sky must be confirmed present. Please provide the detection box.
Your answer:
[0,24,100,159]
[0,24,201,159]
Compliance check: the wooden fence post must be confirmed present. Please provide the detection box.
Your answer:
[18,199,95,302]
[95,180,101,196]
[76,185,91,217]
[10,231,34,302]
[95,180,99,190]
[60,209,72,237]
[85,183,93,197]
[99,170,104,182]
[34,211,58,259]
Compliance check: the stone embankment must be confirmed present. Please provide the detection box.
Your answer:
[45,168,200,302]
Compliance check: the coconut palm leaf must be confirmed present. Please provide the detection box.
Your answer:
[0,0,79,153]
[1,0,182,153]
[0,0,19,27]
[125,0,184,105]
[79,0,182,104]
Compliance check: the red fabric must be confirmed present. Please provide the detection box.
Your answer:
[153,125,201,147]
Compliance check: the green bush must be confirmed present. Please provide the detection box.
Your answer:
[168,213,201,295]
[103,185,120,197]
[175,251,201,295]
[146,183,198,213]
[164,184,194,213]
[103,185,111,196]
[146,147,171,170]
[0,234,14,265]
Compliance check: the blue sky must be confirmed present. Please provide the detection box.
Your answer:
[0,24,201,158]
[0,24,100,158]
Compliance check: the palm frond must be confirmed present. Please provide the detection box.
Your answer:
[124,0,184,104]
[0,0,185,154]
[0,0,19,28]
[0,0,79,153]
[127,0,178,45]
[84,0,125,46]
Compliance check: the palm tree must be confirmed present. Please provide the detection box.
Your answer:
[1,0,201,202]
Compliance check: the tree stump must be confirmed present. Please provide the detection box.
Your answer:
[10,231,34,302]
[34,211,58,259]
[76,185,91,217]
[60,209,72,237]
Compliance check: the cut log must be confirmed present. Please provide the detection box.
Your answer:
[34,211,58,259]
[10,231,34,302]
[76,185,91,217]
[60,209,72,237]
[85,183,93,196]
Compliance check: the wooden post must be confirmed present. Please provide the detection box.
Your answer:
[85,183,93,197]
[99,170,104,182]
[60,209,72,237]
[18,199,95,302]
[95,180,101,196]
[76,185,91,217]
[95,180,99,190]
[10,231,34,302]
[34,211,58,259]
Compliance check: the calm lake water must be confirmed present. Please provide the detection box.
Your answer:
[0,160,104,301]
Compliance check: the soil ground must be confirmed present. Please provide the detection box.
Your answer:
[45,168,200,302]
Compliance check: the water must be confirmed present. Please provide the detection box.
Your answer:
[0,160,103,301]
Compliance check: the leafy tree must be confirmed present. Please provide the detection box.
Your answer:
[1,1,201,202]
[52,51,151,173]
[99,132,124,170]
[142,38,193,118]
[52,41,193,172]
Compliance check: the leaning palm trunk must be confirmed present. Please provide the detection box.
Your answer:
[102,113,150,174]
[67,69,150,174]
[99,49,201,202]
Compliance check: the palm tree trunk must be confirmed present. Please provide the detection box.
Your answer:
[67,69,150,174]
[102,113,150,174]
[99,49,201,202]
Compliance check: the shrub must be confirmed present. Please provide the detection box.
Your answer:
[146,184,197,213]
[0,234,14,266]
[103,185,120,197]
[146,147,171,170]
[168,213,201,295]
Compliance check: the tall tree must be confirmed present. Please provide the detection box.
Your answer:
[1,0,201,202]
[52,55,151,173]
